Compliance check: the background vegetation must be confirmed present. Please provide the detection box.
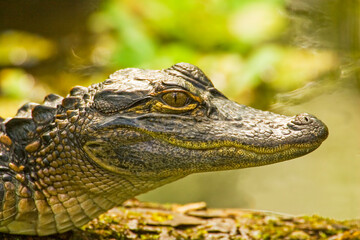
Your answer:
[0,0,359,220]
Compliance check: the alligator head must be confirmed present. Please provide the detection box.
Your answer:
[82,63,328,179]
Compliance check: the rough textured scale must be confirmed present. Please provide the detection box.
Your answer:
[0,63,328,236]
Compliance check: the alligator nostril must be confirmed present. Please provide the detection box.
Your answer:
[292,113,314,125]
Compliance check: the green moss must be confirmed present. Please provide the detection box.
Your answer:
[150,212,174,222]
[73,202,360,240]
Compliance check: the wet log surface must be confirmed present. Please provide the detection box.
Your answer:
[1,199,360,240]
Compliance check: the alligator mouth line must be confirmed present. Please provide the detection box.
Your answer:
[158,136,321,155]
[114,126,323,155]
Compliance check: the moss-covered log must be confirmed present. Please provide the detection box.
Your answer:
[1,199,359,240]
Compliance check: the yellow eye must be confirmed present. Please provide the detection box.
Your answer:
[161,91,189,107]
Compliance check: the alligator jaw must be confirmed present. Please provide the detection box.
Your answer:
[87,105,328,176]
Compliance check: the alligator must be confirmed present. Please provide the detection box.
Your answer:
[0,63,328,236]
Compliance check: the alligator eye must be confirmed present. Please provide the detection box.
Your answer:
[161,91,190,107]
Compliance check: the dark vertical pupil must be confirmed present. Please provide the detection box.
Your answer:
[162,92,189,107]
[172,92,177,103]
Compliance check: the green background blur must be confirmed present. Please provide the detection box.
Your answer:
[0,0,359,219]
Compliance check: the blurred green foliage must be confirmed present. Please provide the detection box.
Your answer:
[0,0,341,117]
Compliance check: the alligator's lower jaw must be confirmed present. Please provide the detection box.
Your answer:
[225,144,321,168]
[181,143,323,172]
[137,126,326,156]
[161,137,323,159]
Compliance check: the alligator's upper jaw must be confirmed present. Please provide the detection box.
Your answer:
[231,111,329,151]
[142,107,329,154]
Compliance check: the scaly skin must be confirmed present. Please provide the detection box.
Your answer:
[0,63,328,235]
